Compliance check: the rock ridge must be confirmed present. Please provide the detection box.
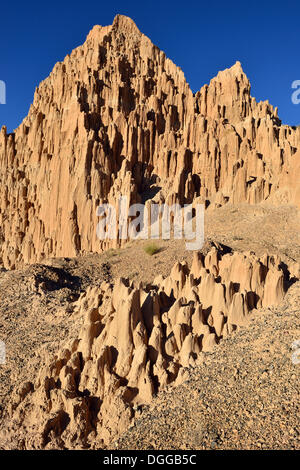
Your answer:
[2,246,297,449]
[0,15,299,269]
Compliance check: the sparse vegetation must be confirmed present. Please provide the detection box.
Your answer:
[143,242,160,256]
[106,248,120,258]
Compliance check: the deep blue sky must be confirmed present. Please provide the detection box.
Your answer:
[0,0,299,132]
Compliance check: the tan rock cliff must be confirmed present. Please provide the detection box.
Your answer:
[0,15,299,269]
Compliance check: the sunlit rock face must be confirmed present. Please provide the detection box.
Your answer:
[0,14,299,269]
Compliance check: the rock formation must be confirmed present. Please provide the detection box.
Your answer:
[2,246,295,449]
[0,15,299,269]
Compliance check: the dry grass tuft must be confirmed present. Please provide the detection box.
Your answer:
[143,242,160,256]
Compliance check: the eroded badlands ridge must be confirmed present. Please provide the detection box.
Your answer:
[0,15,299,268]
[2,245,297,449]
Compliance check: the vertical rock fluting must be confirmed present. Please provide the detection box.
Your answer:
[3,248,294,449]
[0,15,299,268]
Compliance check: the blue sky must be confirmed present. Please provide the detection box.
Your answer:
[0,0,299,132]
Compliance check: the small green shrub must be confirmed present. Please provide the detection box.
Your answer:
[143,242,160,256]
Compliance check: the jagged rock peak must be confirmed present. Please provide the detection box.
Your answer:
[1,247,297,449]
[112,14,142,35]
[86,15,142,42]
[224,60,245,76]
[0,16,299,269]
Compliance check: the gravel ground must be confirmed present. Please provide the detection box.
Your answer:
[115,281,300,450]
